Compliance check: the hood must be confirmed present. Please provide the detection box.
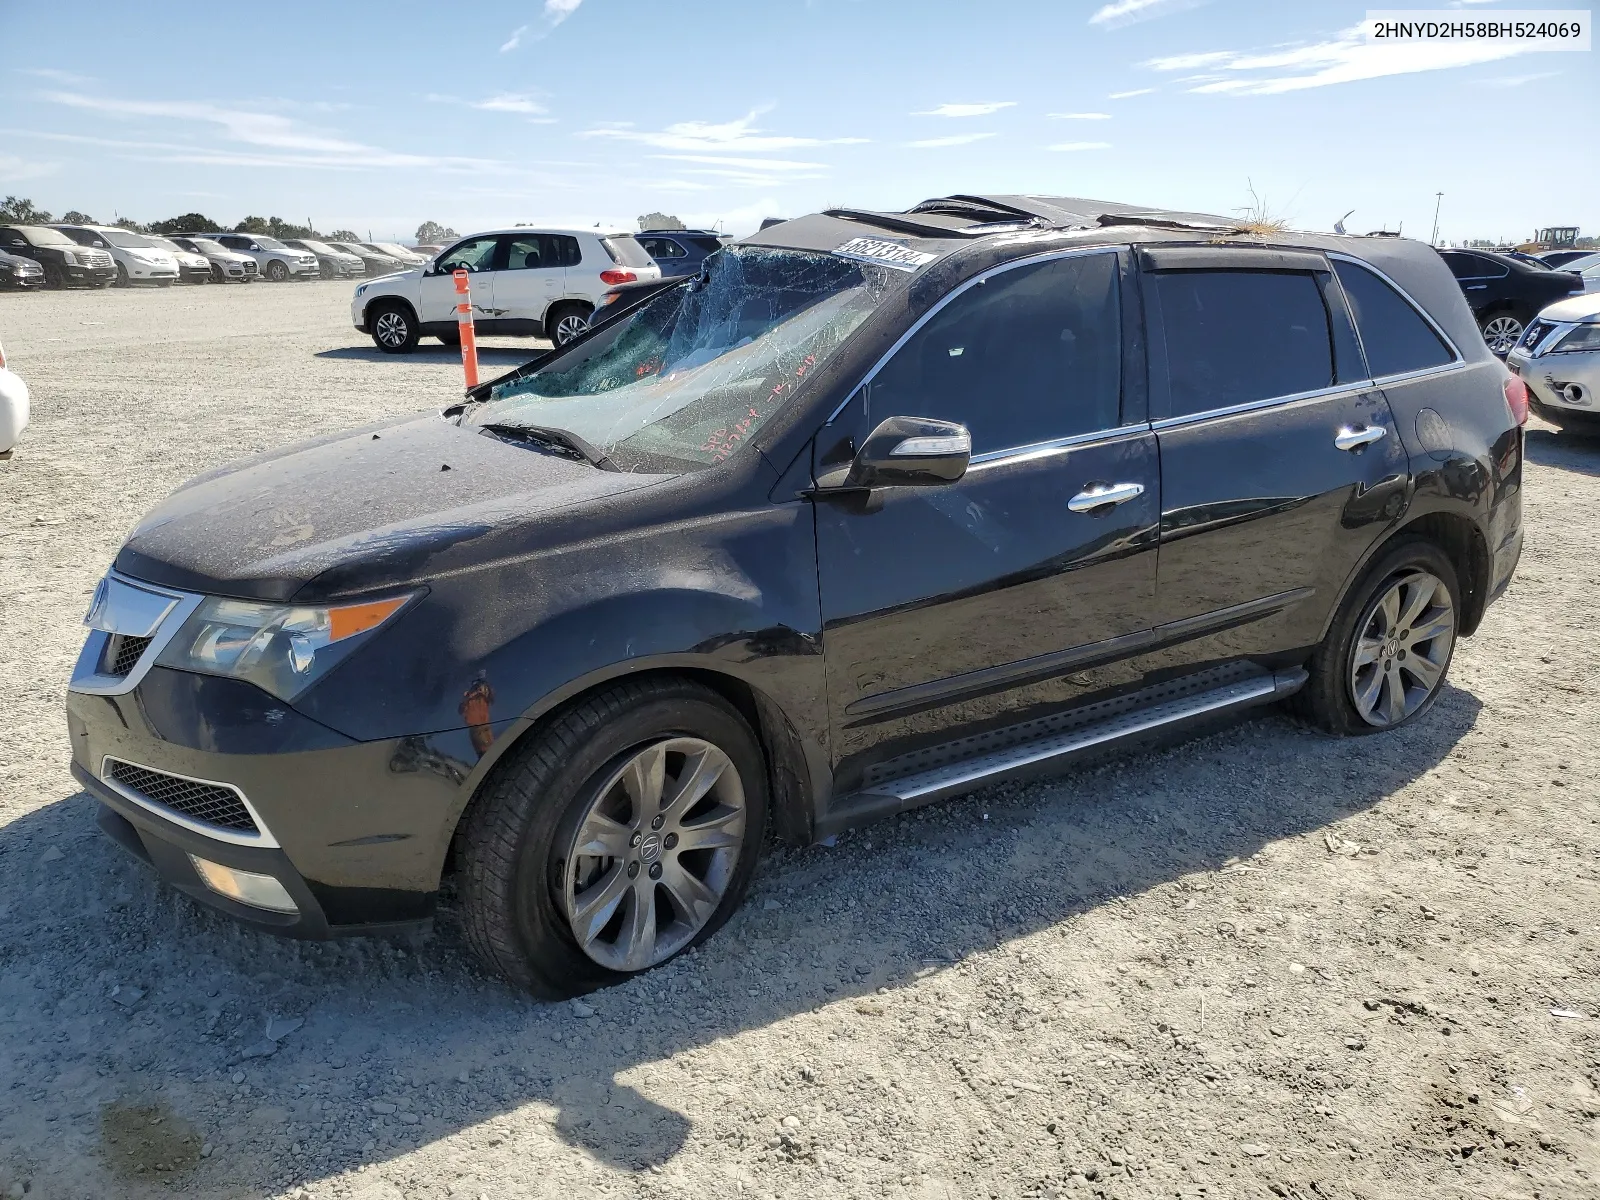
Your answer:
[114,414,673,603]
[361,269,415,286]
[1540,292,1600,324]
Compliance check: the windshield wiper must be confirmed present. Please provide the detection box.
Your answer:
[478,422,619,471]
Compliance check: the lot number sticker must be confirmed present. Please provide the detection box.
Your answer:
[832,237,938,272]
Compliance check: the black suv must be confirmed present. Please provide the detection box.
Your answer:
[0,224,116,288]
[637,229,724,278]
[68,195,1524,997]
[1437,248,1583,355]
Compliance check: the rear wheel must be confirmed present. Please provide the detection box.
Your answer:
[457,677,767,997]
[369,303,419,353]
[265,260,289,282]
[1480,312,1525,356]
[1294,539,1460,736]
[547,302,593,346]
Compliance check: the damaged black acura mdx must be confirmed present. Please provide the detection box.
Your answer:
[69,195,1525,996]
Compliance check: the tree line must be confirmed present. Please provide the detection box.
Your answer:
[0,197,465,246]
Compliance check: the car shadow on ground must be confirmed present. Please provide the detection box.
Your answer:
[314,344,539,368]
[0,688,1481,1191]
[1525,427,1600,477]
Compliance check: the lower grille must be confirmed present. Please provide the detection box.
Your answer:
[105,759,260,834]
[104,634,153,676]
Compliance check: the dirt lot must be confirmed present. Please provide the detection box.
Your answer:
[1,281,1598,1200]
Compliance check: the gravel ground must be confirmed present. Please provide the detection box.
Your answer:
[2,281,1598,1200]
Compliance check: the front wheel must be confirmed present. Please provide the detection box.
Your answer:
[1480,312,1525,356]
[114,263,129,288]
[43,263,65,289]
[457,678,768,997]
[265,260,289,282]
[1293,540,1460,736]
[368,303,418,353]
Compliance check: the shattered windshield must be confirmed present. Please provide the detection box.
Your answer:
[466,246,894,472]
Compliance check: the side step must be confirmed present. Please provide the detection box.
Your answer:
[817,665,1307,839]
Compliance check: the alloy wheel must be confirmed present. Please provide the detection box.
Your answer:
[1481,315,1524,355]
[374,310,409,348]
[1348,570,1455,727]
[554,313,589,345]
[557,737,747,972]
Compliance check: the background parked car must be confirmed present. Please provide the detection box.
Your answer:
[0,339,26,459]
[360,242,428,268]
[351,226,661,352]
[328,241,410,277]
[1437,248,1584,355]
[1540,250,1595,269]
[55,225,179,287]
[1507,291,1600,434]
[0,225,115,288]
[169,236,258,283]
[412,243,444,257]
[1549,251,1600,277]
[0,247,45,289]
[143,235,213,284]
[281,238,365,279]
[636,228,725,279]
[192,233,318,282]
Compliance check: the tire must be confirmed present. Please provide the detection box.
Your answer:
[265,259,289,282]
[1293,539,1461,736]
[457,677,768,997]
[114,263,129,288]
[1480,311,1525,356]
[368,303,419,353]
[547,302,593,346]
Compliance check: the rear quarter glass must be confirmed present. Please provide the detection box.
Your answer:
[600,236,657,269]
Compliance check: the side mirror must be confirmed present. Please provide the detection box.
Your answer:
[823,415,971,490]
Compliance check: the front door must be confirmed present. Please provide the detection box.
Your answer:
[419,235,500,325]
[490,233,572,335]
[815,248,1161,784]
[1140,248,1408,670]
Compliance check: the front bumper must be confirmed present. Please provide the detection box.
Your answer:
[125,263,180,281]
[64,265,116,286]
[1508,345,1599,415]
[65,663,483,938]
[0,270,43,288]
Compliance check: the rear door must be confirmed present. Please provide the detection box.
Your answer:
[1142,246,1407,671]
[815,247,1161,782]
[489,234,572,334]
[418,235,499,325]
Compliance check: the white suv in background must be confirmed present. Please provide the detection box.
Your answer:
[201,233,319,282]
[54,225,180,287]
[350,226,662,353]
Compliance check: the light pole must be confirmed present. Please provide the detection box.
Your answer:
[1430,192,1443,246]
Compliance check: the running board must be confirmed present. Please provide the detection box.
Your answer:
[816,666,1307,839]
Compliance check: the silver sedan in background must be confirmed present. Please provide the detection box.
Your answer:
[1508,291,1600,434]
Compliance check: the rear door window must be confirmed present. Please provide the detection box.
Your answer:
[866,250,1123,454]
[543,235,582,268]
[640,237,687,260]
[1153,270,1334,417]
[1332,259,1455,378]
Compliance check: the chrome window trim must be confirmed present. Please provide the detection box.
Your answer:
[69,571,203,697]
[99,755,280,848]
[1325,251,1466,384]
[1150,381,1374,432]
[967,423,1151,471]
[824,244,1129,426]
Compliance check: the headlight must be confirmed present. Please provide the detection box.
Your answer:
[154,593,417,700]
[1554,324,1600,353]
[61,250,78,266]
[355,284,368,297]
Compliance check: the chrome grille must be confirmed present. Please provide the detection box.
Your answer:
[105,759,259,834]
[1521,320,1555,351]
[104,634,153,676]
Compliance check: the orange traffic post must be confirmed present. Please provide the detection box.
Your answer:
[453,269,480,388]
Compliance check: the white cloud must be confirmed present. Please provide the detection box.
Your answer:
[474,93,550,116]
[905,132,997,148]
[21,68,94,85]
[1486,70,1560,88]
[579,109,866,153]
[1146,23,1552,94]
[912,102,1016,118]
[1048,141,1112,152]
[1108,87,1156,99]
[545,0,584,25]
[1090,0,1204,29]
[1048,112,1112,120]
[0,153,58,181]
[499,24,529,52]
[652,154,826,171]
[36,93,500,172]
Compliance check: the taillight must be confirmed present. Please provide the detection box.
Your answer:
[599,268,636,285]
[1503,373,1529,426]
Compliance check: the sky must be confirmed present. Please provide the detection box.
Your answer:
[1,0,1594,243]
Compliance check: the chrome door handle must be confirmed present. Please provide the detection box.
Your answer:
[1334,425,1387,451]
[1068,482,1145,513]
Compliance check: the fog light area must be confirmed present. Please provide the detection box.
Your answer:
[188,855,298,913]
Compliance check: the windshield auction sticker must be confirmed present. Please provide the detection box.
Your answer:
[831,237,939,272]
[1365,10,1590,50]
